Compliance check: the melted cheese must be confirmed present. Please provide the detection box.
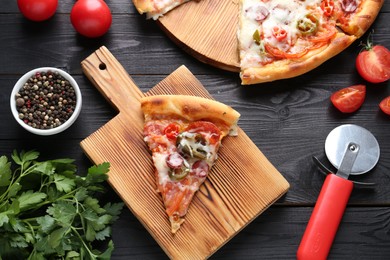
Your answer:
[239,0,324,69]
[153,152,171,186]
[148,0,190,20]
[177,132,217,163]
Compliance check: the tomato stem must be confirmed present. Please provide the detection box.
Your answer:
[359,30,375,52]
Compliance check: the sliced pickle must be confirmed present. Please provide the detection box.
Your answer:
[176,132,208,159]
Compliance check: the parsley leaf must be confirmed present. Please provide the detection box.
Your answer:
[0,150,124,259]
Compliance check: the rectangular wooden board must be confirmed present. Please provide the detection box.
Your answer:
[80,46,290,260]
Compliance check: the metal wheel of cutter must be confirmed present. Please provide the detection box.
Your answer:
[297,124,380,260]
[325,124,380,175]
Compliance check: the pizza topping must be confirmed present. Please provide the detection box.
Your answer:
[191,160,209,178]
[272,26,287,41]
[177,132,209,160]
[164,123,180,140]
[253,29,261,45]
[168,167,190,181]
[166,152,185,169]
[340,0,358,13]
[321,0,335,16]
[265,43,309,59]
[297,14,319,35]
[245,3,269,22]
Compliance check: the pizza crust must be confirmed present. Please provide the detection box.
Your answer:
[132,0,190,20]
[240,33,357,85]
[141,95,240,136]
[338,0,384,37]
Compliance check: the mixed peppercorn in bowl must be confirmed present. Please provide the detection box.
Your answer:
[10,67,82,135]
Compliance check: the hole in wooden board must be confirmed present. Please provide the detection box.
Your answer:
[99,63,107,70]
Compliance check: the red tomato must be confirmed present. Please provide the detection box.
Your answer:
[330,85,366,113]
[70,0,112,38]
[17,0,58,22]
[356,45,390,83]
[164,123,180,140]
[379,96,390,115]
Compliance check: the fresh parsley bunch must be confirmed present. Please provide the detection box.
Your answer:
[0,150,124,260]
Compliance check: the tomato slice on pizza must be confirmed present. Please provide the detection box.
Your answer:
[141,95,240,233]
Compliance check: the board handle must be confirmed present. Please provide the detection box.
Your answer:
[297,174,353,260]
[81,46,144,113]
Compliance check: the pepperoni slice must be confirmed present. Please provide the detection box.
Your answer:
[185,121,221,145]
[191,160,209,178]
[245,5,269,22]
[166,152,184,169]
[254,6,269,21]
[144,122,165,136]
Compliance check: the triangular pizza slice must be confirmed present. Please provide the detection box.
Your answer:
[140,95,240,233]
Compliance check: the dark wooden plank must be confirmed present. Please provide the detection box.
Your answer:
[2,0,390,14]
[109,206,390,259]
[3,71,390,205]
[0,7,388,76]
[1,0,390,259]
[2,0,140,14]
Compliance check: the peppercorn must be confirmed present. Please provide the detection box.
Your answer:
[15,70,77,130]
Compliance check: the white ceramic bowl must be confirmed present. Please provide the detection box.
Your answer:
[10,67,82,135]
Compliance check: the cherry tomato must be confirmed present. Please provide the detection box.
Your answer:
[164,123,180,140]
[356,44,390,83]
[330,85,366,113]
[379,96,390,115]
[70,0,112,38]
[17,0,58,22]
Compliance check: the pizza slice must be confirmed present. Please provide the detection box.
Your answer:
[326,0,384,37]
[132,0,195,20]
[140,95,240,233]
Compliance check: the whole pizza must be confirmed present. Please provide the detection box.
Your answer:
[132,0,384,85]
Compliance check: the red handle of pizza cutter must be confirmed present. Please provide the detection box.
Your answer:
[297,173,353,260]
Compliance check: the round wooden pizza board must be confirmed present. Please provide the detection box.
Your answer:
[157,0,240,72]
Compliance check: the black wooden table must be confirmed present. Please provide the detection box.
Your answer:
[1,1,390,259]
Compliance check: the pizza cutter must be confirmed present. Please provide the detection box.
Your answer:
[297,124,380,260]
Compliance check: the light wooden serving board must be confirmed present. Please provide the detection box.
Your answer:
[158,0,240,72]
[80,46,289,260]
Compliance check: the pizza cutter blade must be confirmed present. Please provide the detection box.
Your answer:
[297,124,380,260]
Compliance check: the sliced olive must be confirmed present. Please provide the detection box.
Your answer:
[176,132,209,159]
[169,167,190,181]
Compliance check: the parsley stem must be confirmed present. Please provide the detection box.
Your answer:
[71,226,98,259]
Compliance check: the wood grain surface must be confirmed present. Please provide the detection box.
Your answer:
[80,47,289,259]
[158,0,240,72]
[1,1,390,259]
